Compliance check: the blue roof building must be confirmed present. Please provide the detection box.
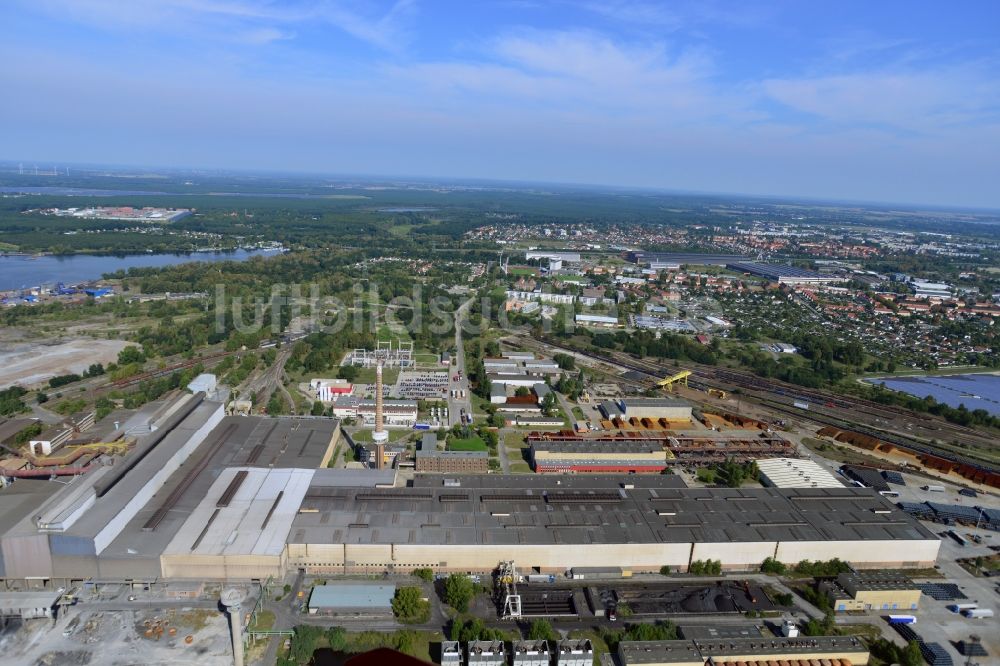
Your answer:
[307,583,396,615]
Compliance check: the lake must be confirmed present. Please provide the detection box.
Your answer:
[0,248,283,291]
[865,372,1000,416]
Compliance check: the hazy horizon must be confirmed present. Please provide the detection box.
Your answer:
[2,1,999,208]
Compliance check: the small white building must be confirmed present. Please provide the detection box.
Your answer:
[575,314,619,327]
[187,373,217,394]
[757,458,844,489]
[310,378,354,401]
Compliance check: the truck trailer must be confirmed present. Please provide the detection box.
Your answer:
[887,615,917,625]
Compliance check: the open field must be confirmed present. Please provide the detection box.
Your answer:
[0,338,129,388]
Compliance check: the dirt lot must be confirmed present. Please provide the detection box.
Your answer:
[0,608,233,666]
[0,339,129,389]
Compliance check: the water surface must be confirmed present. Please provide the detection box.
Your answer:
[0,248,282,291]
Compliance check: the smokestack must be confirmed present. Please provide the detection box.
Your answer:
[372,362,388,468]
[375,362,384,434]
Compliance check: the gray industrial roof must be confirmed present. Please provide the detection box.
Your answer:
[287,476,935,548]
[0,590,61,614]
[726,262,833,281]
[98,412,340,564]
[622,398,690,409]
[0,418,39,444]
[619,636,867,663]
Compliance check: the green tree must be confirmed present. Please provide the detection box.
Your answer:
[267,393,287,415]
[326,627,347,652]
[290,625,324,663]
[760,557,787,575]
[444,573,475,612]
[412,567,434,582]
[311,400,325,416]
[527,619,558,642]
[554,353,576,370]
[391,587,430,623]
[659,565,671,576]
[117,345,146,365]
[901,640,922,666]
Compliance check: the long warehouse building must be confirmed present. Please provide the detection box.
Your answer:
[285,474,940,577]
[0,398,941,586]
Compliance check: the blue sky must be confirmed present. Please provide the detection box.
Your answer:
[2,1,999,207]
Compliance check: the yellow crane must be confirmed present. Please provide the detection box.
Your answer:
[657,370,691,392]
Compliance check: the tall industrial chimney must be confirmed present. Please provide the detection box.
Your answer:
[372,362,388,469]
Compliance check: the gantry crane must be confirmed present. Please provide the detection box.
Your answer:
[657,370,691,392]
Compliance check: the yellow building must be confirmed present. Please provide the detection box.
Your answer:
[821,572,920,613]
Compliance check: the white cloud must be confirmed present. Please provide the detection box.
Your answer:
[762,63,1000,132]
[20,0,412,51]
[385,29,723,121]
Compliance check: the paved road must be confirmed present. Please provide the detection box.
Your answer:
[496,428,513,473]
[448,298,474,427]
[555,390,578,430]
[253,570,304,666]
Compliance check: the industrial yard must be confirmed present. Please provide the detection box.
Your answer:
[1,606,234,666]
[0,338,129,389]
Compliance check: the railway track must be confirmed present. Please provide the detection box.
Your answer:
[110,350,235,389]
[522,335,1000,473]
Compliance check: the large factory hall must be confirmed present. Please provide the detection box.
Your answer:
[0,391,940,589]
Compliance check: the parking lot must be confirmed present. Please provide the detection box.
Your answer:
[394,370,449,400]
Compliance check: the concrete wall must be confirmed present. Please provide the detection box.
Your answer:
[289,542,694,574]
[690,541,776,570]
[287,537,939,577]
[160,553,284,580]
[775,539,940,568]
[0,535,54,579]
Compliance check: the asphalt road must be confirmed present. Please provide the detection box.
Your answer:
[447,298,474,427]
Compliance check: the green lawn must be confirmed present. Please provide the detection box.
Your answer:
[448,437,487,452]
[509,461,532,473]
[503,431,527,449]
[248,610,275,631]
[351,367,401,385]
